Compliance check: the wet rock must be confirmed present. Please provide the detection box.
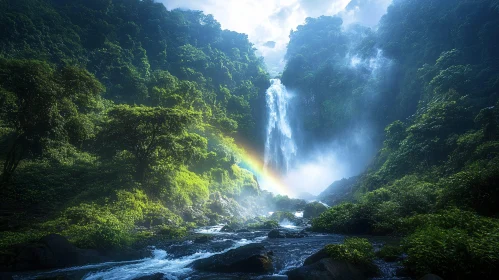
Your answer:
[4,234,103,271]
[419,274,444,280]
[132,273,166,280]
[191,243,273,274]
[194,235,214,244]
[285,232,306,238]
[220,225,234,232]
[268,229,306,239]
[236,228,251,233]
[287,259,366,280]
[303,248,329,266]
[268,229,285,238]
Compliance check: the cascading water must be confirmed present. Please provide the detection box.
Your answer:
[264,79,296,173]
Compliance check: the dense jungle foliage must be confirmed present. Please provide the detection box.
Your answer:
[293,0,499,278]
[0,0,277,250]
[1,0,499,278]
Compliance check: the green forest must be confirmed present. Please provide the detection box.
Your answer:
[0,0,274,249]
[1,0,499,279]
[282,0,499,278]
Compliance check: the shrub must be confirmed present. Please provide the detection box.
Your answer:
[270,211,297,223]
[303,202,328,219]
[156,225,188,239]
[402,211,499,278]
[401,208,498,234]
[247,220,278,230]
[324,237,378,276]
[57,203,133,249]
[438,159,499,215]
[311,203,372,234]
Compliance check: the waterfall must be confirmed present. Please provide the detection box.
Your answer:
[264,79,296,173]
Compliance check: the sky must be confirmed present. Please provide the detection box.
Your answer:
[161,0,393,75]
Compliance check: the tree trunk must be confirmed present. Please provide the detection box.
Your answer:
[2,140,25,182]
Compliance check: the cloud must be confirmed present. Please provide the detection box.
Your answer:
[159,0,392,74]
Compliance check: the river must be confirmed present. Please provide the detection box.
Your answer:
[12,223,404,280]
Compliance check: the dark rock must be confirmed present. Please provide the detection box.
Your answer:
[268,229,285,238]
[304,249,329,266]
[285,232,306,238]
[419,274,444,280]
[194,235,213,244]
[5,234,103,271]
[191,244,273,274]
[220,225,234,232]
[132,273,166,280]
[268,229,305,239]
[395,267,411,278]
[287,259,366,280]
[236,228,251,233]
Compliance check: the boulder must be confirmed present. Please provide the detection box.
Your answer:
[268,229,285,238]
[303,248,329,266]
[419,274,444,280]
[191,244,273,274]
[287,259,366,280]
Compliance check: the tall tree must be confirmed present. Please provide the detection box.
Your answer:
[0,59,103,181]
[99,105,204,182]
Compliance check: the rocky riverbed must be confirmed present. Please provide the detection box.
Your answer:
[7,221,407,280]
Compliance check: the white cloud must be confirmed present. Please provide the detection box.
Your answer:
[160,0,392,74]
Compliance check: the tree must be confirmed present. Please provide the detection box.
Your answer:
[0,59,103,181]
[99,105,201,182]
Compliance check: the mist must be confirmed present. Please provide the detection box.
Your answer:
[283,125,377,196]
[265,19,395,198]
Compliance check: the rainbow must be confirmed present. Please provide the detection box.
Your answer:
[207,130,293,197]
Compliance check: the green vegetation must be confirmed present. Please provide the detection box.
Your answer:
[324,238,378,275]
[296,0,499,278]
[1,0,499,278]
[0,0,270,251]
[247,220,279,230]
[269,211,297,223]
[303,202,328,219]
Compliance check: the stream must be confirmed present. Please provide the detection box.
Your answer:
[12,223,404,280]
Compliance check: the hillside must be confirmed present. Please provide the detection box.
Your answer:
[0,0,275,250]
[283,0,499,278]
